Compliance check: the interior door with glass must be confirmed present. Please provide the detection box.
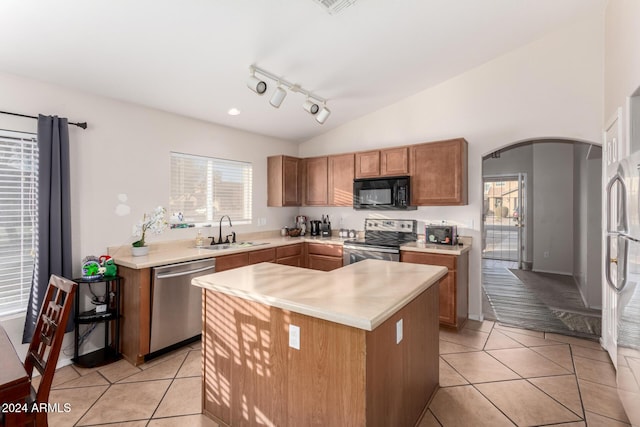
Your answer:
[482,174,527,269]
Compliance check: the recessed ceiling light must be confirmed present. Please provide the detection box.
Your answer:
[227,108,241,116]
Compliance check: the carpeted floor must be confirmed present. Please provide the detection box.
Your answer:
[482,260,601,340]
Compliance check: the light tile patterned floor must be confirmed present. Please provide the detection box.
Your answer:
[41,321,630,426]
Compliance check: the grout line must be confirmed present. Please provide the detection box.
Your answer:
[524,376,585,420]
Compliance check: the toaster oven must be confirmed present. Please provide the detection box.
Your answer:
[425,225,457,245]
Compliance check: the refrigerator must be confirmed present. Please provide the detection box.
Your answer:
[605,112,640,425]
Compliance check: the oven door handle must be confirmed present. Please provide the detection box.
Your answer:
[343,244,399,254]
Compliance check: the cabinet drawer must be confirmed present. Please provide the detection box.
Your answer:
[215,253,249,272]
[400,251,456,270]
[276,255,302,267]
[276,243,302,258]
[248,248,276,264]
[307,254,343,271]
[306,243,343,257]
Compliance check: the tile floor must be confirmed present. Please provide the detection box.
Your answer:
[40,320,631,426]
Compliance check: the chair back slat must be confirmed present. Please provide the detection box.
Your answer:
[24,275,77,408]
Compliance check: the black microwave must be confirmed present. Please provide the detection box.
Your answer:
[353,176,416,210]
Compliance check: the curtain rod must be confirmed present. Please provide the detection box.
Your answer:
[0,110,87,129]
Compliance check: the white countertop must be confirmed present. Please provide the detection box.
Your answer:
[191,259,448,331]
[400,241,471,255]
[110,234,472,269]
[109,236,346,269]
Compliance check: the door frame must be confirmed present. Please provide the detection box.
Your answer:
[482,173,527,268]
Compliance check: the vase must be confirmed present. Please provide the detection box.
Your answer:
[131,246,149,256]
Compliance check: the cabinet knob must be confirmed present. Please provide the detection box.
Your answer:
[611,258,618,264]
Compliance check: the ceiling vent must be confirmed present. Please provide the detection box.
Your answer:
[312,0,357,15]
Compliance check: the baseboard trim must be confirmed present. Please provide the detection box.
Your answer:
[468,313,484,322]
[531,268,573,276]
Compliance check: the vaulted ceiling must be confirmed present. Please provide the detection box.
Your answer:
[0,0,605,141]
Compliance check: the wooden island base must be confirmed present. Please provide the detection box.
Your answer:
[202,281,440,427]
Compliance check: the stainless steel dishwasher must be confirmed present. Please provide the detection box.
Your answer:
[150,258,215,353]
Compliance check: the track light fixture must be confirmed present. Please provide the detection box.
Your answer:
[303,98,320,115]
[316,104,331,124]
[269,85,287,108]
[247,65,330,124]
[247,69,267,95]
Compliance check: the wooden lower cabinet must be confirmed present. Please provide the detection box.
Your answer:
[400,251,469,329]
[202,281,439,426]
[215,252,249,272]
[306,242,343,271]
[118,265,152,366]
[275,243,304,267]
[248,248,276,264]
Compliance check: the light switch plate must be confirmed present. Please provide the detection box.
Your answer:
[289,324,300,350]
[396,319,403,344]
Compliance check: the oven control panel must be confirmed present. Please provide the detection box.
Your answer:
[364,219,416,233]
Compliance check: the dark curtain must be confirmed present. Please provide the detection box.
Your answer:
[22,115,73,343]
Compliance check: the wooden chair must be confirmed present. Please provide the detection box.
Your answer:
[21,275,77,427]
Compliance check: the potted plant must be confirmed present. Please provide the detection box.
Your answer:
[131,206,168,256]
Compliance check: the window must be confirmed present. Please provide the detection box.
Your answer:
[0,130,38,316]
[170,152,252,225]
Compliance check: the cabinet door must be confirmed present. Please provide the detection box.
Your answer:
[283,156,302,206]
[306,243,343,257]
[410,139,468,205]
[303,157,328,206]
[355,150,381,178]
[267,155,301,207]
[380,147,409,176]
[307,254,343,271]
[215,253,249,272]
[437,272,456,326]
[328,153,354,206]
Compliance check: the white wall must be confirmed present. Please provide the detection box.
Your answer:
[531,143,574,274]
[0,71,298,362]
[604,0,640,121]
[299,12,604,319]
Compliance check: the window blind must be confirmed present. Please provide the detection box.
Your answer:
[0,130,38,316]
[170,152,252,225]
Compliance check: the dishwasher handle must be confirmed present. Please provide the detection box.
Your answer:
[155,265,215,280]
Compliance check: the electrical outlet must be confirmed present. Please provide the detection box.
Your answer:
[544,251,550,258]
[257,217,267,226]
[95,304,107,313]
[289,324,300,350]
[396,319,403,344]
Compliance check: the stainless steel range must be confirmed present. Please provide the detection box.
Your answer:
[343,219,417,265]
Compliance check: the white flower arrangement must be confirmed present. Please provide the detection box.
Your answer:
[132,206,168,247]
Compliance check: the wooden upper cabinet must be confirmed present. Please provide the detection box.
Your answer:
[328,153,354,206]
[354,151,380,178]
[410,138,468,206]
[268,155,301,207]
[355,147,409,178]
[380,147,409,176]
[303,156,328,206]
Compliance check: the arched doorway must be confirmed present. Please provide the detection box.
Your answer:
[481,139,602,339]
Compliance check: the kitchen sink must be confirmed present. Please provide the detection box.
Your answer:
[198,241,269,250]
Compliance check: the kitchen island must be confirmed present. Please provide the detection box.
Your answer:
[192,259,447,427]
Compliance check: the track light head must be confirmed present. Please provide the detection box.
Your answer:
[316,104,331,124]
[247,75,267,95]
[269,86,287,108]
[303,99,320,115]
